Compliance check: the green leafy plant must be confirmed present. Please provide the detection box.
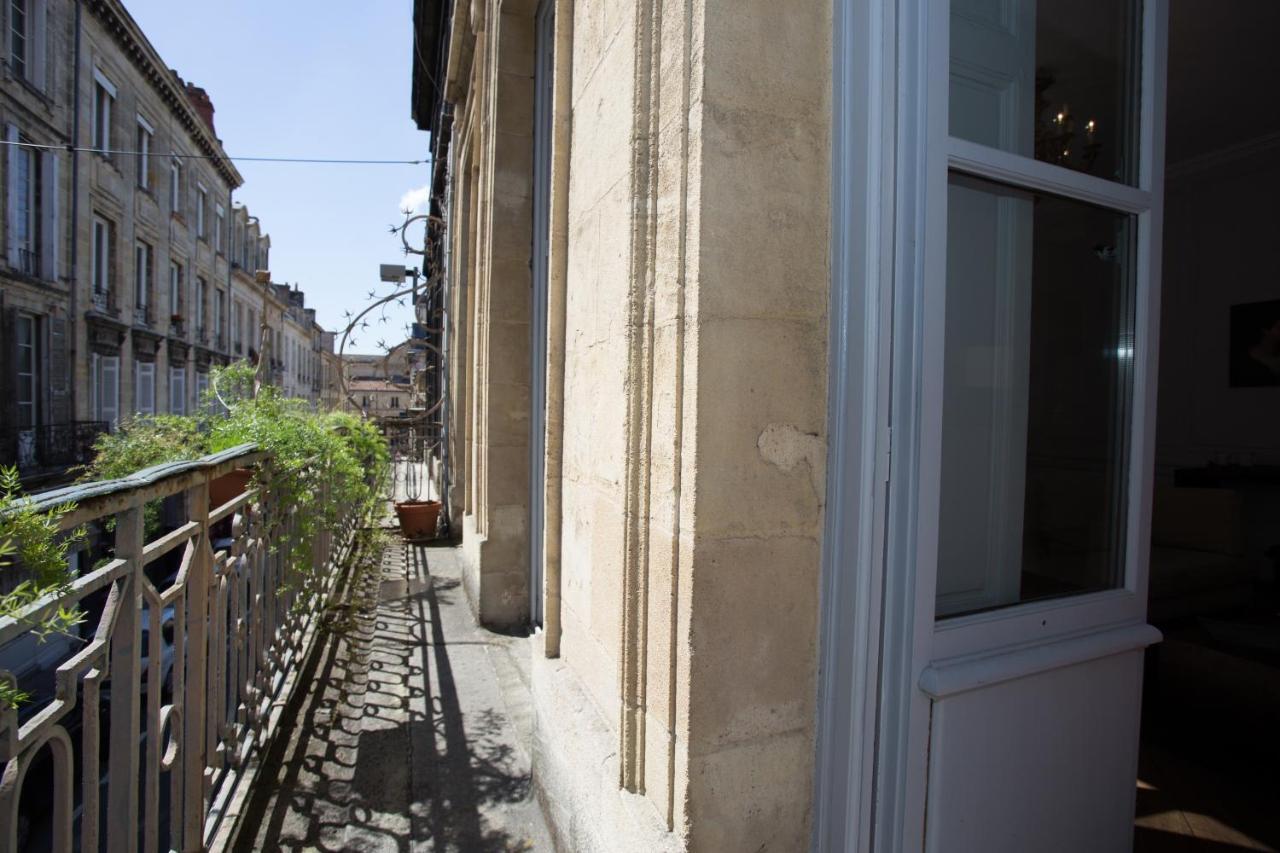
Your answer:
[79,361,389,589]
[0,466,86,709]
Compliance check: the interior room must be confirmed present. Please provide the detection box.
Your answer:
[1136,0,1280,848]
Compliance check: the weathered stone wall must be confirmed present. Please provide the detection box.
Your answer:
[540,0,832,849]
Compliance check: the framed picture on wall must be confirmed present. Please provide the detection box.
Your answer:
[1229,299,1280,388]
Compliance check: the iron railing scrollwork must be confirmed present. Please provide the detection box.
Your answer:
[0,444,367,851]
[0,422,109,475]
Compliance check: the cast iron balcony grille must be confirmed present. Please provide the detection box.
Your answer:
[0,445,365,850]
[16,247,40,278]
[91,290,111,313]
[0,421,108,474]
[134,305,153,327]
[196,325,209,345]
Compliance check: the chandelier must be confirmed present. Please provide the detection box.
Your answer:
[1034,71,1100,174]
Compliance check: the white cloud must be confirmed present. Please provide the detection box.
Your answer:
[399,184,431,215]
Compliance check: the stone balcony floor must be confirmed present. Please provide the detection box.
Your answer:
[231,531,551,852]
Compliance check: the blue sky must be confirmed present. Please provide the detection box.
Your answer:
[123,0,430,348]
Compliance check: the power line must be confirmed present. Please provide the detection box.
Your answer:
[0,138,425,165]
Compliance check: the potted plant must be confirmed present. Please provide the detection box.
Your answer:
[393,442,440,540]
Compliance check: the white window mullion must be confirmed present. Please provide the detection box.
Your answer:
[947,137,1151,216]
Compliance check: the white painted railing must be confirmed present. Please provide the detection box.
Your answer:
[0,444,364,852]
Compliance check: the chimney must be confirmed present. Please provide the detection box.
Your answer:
[183,82,217,135]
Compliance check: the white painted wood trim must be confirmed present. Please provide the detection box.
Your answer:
[920,622,1161,699]
[93,67,117,98]
[948,137,1151,213]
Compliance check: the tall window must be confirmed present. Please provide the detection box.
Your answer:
[195,276,206,332]
[91,215,114,306]
[90,353,120,427]
[8,0,43,88]
[9,0,28,79]
[932,0,1145,619]
[135,115,153,189]
[233,300,243,351]
[196,183,207,238]
[169,260,182,316]
[169,157,181,212]
[134,240,152,322]
[16,313,38,428]
[214,288,225,342]
[134,361,155,415]
[169,366,186,414]
[195,371,209,410]
[214,203,225,253]
[8,131,39,277]
[91,70,115,154]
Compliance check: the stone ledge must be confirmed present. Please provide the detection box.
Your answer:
[530,645,683,853]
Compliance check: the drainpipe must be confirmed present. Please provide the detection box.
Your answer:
[68,0,82,421]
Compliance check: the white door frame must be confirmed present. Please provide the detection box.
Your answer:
[816,0,1168,849]
[529,0,555,627]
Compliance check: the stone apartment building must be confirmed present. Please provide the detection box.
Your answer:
[410,0,1230,851]
[1,0,331,483]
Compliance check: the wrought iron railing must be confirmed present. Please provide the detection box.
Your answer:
[0,422,108,476]
[15,247,40,279]
[0,445,365,851]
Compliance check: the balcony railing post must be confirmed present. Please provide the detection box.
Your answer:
[107,502,144,853]
[182,480,211,850]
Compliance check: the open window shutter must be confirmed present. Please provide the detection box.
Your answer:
[0,307,16,433]
[101,356,119,427]
[41,151,58,280]
[48,316,68,423]
[32,0,47,91]
[6,124,20,267]
[136,362,154,414]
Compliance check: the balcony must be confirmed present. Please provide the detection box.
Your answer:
[14,246,40,279]
[0,421,108,485]
[134,305,153,328]
[0,453,545,850]
[91,290,118,316]
[195,325,209,345]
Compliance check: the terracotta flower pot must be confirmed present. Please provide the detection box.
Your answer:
[210,468,254,509]
[395,499,441,540]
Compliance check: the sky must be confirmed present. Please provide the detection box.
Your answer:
[122,0,431,350]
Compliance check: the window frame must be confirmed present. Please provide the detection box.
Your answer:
[196,182,208,238]
[134,239,152,318]
[135,114,154,190]
[134,360,155,415]
[91,69,116,156]
[91,214,113,299]
[213,202,225,253]
[15,311,39,428]
[169,259,183,316]
[916,0,1166,662]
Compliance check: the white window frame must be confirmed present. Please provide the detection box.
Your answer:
[214,202,225,253]
[134,360,155,415]
[91,215,112,297]
[91,352,120,427]
[196,183,207,238]
[214,288,224,340]
[169,260,182,316]
[10,0,47,89]
[169,156,182,212]
[91,69,116,155]
[814,2,1170,849]
[195,276,206,331]
[134,240,151,314]
[169,366,186,414]
[15,312,38,428]
[135,114,153,190]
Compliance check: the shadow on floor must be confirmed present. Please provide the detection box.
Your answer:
[233,539,543,852]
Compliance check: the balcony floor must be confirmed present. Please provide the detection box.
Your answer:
[232,535,551,852]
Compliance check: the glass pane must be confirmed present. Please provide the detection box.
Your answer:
[937,173,1136,618]
[950,0,1142,185]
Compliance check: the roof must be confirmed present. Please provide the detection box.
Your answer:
[349,379,411,393]
[91,0,243,188]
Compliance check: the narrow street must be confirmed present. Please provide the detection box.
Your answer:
[231,525,551,852]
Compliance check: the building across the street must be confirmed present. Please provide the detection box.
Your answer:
[1,0,333,486]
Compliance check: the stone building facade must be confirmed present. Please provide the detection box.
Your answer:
[2,0,330,484]
[415,0,1190,851]
[415,1,830,849]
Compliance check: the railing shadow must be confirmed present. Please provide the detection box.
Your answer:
[234,539,532,851]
